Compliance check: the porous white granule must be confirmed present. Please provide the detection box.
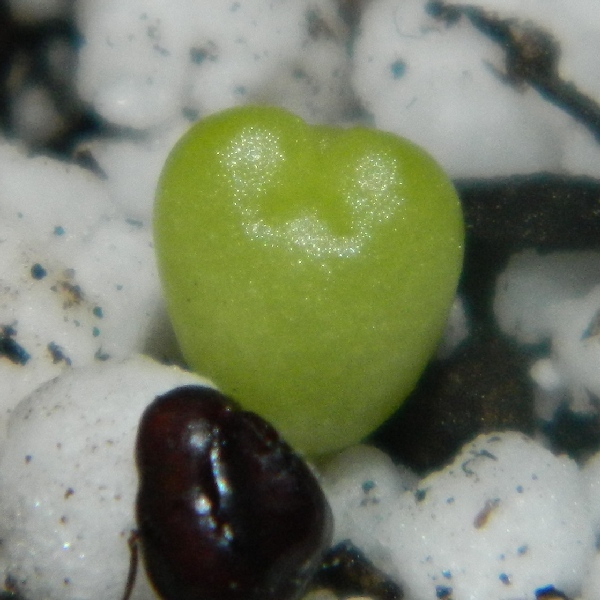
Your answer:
[494,251,600,420]
[352,0,600,178]
[320,444,417,572]
[352,0,562,177]
[75,0,194,130]
[0,141,176,446]
[0,355,214,600]
[581,451,600,536]
[580,550,600,600]
[578,451,600,599]
[436,295,469,359]
[79,120,190,221]
[544,286,600,411]
[494,250,600,346]
[0,140,116,243]
[322,433,595,600]
[181,0,352,124]
[76,0,352,131]
[442,0,600,102]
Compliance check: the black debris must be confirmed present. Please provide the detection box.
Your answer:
[0,326,30,365]
[427,1,600,142]
[310,540,403,600]
[47,341,71,366]
[30,263,47,279]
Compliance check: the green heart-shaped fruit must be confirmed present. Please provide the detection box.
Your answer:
[154,105,463,455]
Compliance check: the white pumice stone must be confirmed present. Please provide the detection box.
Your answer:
[438,0,600,179]
[494,251,600,421]
[0,141,117,245]
[320,445,417,576]
[248,33,354,126]
[529,359,567,423]
[442,0,600,102]
[0,217,168,443]
[352,0,569,178]
[436,295,469,359]
[76,0,351,131]
[525,284,600,421]
[76,0,194,130]
[580,550,600,600]
[183,0,349,120]
[0,141,176,447]
[80,120,190,221]
[580,452,600,600]
[0,355,215,600]
[377,432,594,600]
[546,286,600,403]
[494,250,600,345]
[323,433,597,600]
[581,450,600,536]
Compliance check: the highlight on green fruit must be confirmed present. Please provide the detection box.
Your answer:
[154,105,464,456]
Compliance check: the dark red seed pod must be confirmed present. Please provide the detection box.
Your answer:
[135,385,333,600]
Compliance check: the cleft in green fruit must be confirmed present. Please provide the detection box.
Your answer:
[154,105,464,456]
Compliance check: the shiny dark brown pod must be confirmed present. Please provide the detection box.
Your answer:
[135,385,333,600]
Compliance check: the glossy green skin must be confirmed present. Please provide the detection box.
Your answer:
[154,106,463,456]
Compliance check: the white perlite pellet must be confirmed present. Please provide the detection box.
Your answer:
[495,251,600,421]
[75,0,352,131]
[0,355,215,600]
[0,140,180,448]
[322,433,595,600]
[352,0,600,178]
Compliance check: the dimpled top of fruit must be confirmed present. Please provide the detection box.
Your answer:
[154,105,464,456]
